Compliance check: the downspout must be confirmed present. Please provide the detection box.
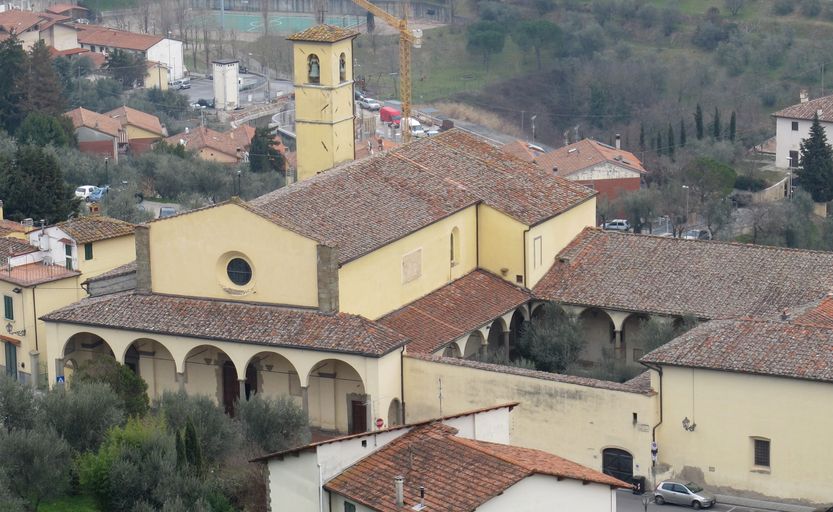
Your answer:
[641,360,663,487]
[400,346,406,424]
[522,228,530,287]
[31,285,38,352]
[475,204,480,268]
[318,462,324,512]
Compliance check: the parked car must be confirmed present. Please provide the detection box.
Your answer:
[88,186,109,203]
[170,78,191,90]
[682,229,711,240]
[75,185,97,200]
[357,97,381,111]
[196,98,214,108]
[654,480,715,509]
[158,206,178,219]
[405,117,426,137]
[379,106,401,128]
[354,90,366,101]
[239,66,249,74]
[601,219,630,232]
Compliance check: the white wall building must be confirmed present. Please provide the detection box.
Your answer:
[212,59,239,111]
[772,91,833,169]
[76,25,185,80]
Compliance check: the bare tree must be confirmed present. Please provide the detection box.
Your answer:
[724,0,745,16]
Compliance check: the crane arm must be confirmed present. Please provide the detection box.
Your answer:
[352,0,415,42]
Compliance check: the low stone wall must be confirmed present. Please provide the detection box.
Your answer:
[750,177,787,204]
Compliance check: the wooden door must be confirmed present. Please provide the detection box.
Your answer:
[350,400,367,434]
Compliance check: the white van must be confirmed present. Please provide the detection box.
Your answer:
[405,117,426,138]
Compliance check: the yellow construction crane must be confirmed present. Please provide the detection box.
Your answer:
[351,0,422,142]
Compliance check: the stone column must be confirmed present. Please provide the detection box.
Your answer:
[176,372,186,392]
[238,379,247,402]
[614,330,625,360]
[301,386,309,420]
[501,331,510,355]
[54,357,65,389]
[29,351,39,389]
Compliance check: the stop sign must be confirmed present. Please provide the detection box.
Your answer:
[376,418,384,429]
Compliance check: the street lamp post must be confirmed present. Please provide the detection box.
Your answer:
[104,157,109,186]
[531,115,537,143]
[682,185,690,229]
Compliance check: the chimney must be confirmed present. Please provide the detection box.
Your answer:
[781,309,790,321]
[394,476,405,507]
[135,225,152,293]
[0,199,4,221]
[615,133,621,150]
[818,109,824,118]
[800,89,809,103]
[419,486,425,508]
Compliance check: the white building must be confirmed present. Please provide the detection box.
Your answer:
[772,90,833,169]
[212,59,239,111]
[254,403,629,512]
[75,25,185,80]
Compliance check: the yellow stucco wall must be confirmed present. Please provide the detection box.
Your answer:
[76,234,135,279]
[294,120,354,181]
[125,125,161,140]
[655,367,833,504]
[291,38,353,87]
[477,205,526,287]
[197,147,237,164]
[51,24,79,51]
[148,203,320,307]
[145,65,170,90]
[526,198,596,288]
[404,356,657,478]
[339,207,477,320]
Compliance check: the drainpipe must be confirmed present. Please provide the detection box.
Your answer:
[31,284,38,352]
[641,360,663,489]
[475,204,480,268]
[522,228,530,287]
[400,346,406,424]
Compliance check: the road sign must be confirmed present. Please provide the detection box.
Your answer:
[651,441,658,462]
[56,375,65,383]
[376,418,384,429]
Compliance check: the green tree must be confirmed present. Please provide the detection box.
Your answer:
[639,123,645,151]
[16,113,76,148]
[0,428,72,511]
[517,303,584,373]
[679,119,687,147]
[667,124,675,160]
[712,106,721,140]
[729,110,737,142]
[655,132,663,156]
[184,418,203,474]
[466,21,506,70]
[175,430,186,471]
[41,382,124,453]
[74,357,149,417]
[630,316,698,355]
[724,0,745,16]
[248,127,285,174]
[694,103,704,140]
[105,49,146,89]
[20,41,65,117]
[236,395,310,453]
[0,376,38,433]
[0,37,27,134]
[0,145,79,222]
[512,20,562,70]
[798,113,833,202]
[685,157,737,203]
[618,188,659,233]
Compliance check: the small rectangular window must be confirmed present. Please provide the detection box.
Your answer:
[753,438,770,467]
[344,502,356,512]
[84,243,93,260]
[3,296,12,320]
[533,236,543,269]
[791,121,799,131]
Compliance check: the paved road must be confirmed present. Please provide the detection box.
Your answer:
[184,75,293,107]
[617,491,796,512]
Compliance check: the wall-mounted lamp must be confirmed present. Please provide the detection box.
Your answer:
[682,417,697,432]
[12,288,21,293]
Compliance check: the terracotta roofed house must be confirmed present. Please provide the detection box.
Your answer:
[772,91,833,169]
[166,125,254,164]
[74,24,185,79]
[105,105,165,154]
[46,3,89,19]
[0,10,76,50]
[66,106,126,161]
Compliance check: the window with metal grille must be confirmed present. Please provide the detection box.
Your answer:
[754,438,770,467]
[791,121,799,131]
[3,296,12,320]
[227,258,252,286]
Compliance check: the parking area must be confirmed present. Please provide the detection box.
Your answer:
[617,491,807,512]
[181,75,294,108]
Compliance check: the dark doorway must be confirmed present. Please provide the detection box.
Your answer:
[222,361,239,416]
[350,399,367,434]
[244,363,258,400]
[124,345,140,374]
[602,448,634,482]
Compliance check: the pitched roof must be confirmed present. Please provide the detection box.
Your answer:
[249,130,595,264]
[42,292,409,356]
[641,315,833,383]
[56,215,135,244]
[286,24,358,43]
[534,228,833,319]
[0,262,78,286]
[46,3,88,14]
[0,10,58,33]
[324,423,628,512]
[534,139,646,177]
[82,260,136,285]
[772,94,833,123]
[166,126,252,159]
[75,24,163,51]
[0,237,37,265]
[0,219,33,236]
[793,296,833,327]
[105,106,164,137]
[66,107,123,138]
[379,270,531,354]
[501,140,542,162]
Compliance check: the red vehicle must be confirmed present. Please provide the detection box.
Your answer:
[379,106,401,128]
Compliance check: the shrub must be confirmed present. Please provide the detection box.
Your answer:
[517,303,585,373]
[236,395,310,454]
[734,175,768,192]
[0,375,38,432]
[773,0,794,15]
[42,381,124,453]
[800,0,821,16]
[74,357,149,417]
[157,392,241,464]
[0,428,72,510]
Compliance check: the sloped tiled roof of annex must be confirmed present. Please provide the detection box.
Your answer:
[286,24,358,42]
[105,106,164,136]
[42,291,408,356]
[56,215,135,244]
[0,237,37,265]
[324,423,628,512]
[47,3,89,14]
[379,270,531,354]
[772,94,833,123]
[166,125,252,159]
[534,227,833,319]
[66,107,123,138]
[82,261,136,285]
[249,130,595,264]
[0,10,65,33]
[75,24,163,51]
[640,313,833,383]
[534,138,646,177]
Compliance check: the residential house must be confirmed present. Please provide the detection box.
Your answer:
[104,105,166,154]
[45,3,89,20]
[772,90,833,169]
[74,24,184,79]
[66,106,126,161]
[0,9,77,50]
[145,60,169,90]
[517,137,646,203]
[255,403,629,512]
[0,201,35,240]
[641,296,833,504]
[165,125,255,164]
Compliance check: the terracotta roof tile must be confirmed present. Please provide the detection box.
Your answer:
[46,3,88,14]
[534,228,833,319]
[793,296,833,327]
[166,126,252,160]
[286,24,358,43]
[0,10,68,33]
[83,260,136,284]
[324,423,628,511]
[641,316,833,383]
[42,292,409,356]
[0,262,78,286]
[56,215,135,244]
[250,130,594,263]
[0,237,37,266]
[105,106,164,137]
[772,94,833,123]
[501,140,542,162]
[75,24,163,51]
[533,139,645,177]
[66,107,122,138]
[379,270,531,354]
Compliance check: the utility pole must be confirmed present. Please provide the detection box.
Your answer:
[531,115,537,144]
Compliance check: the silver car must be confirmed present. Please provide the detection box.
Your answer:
[654,480,716,509]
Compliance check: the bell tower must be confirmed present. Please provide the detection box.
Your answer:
[288,25,359,182]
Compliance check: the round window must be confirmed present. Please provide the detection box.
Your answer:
[226,258,252,286]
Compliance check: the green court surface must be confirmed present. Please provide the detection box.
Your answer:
[205,12,362,33]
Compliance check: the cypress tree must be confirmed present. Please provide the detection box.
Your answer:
[679,119,687,147]
[713,107,721,140]
[656,133,663,156]
[729,111,737,142]
[694,104,704,140]
[667,124,675,160]
[20,40,65,116]
[175,430,186,470]
[0,36,27,134]
[184,418,203,474]
[798,113,833,202]
[0,145,78,222]
[639,123,646,152]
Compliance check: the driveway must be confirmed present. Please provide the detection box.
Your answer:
[183,75,293,107]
